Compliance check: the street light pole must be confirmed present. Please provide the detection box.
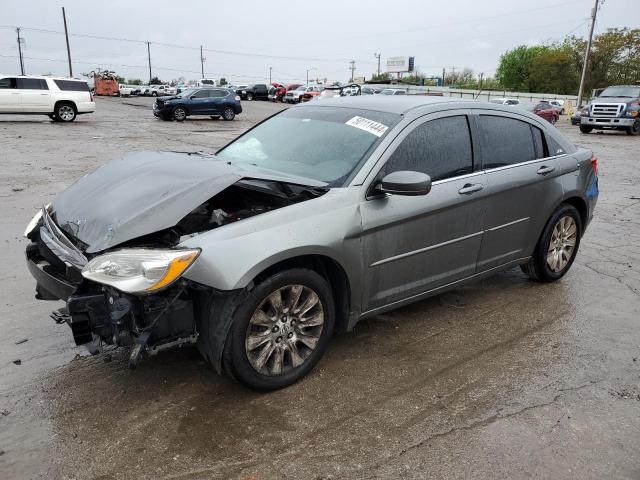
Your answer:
[374,53,381,76]
[146,41,152,84]
[200,45,205,78]
[306,67,316,85]
[576,0,600,108]
[269,66,272,84]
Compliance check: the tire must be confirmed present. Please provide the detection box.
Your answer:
[579,125,593,134]
[222,106,235,121]
[172,106,187,122]
[55,102,76,122]
[626,120,640,136]
[152,91,157,97]
[246,93,254,101]
[222,268,335,391]
[520,204,582,283]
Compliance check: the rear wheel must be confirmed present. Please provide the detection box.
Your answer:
[55,102,76,122]
[521,204,582,282]
[222,268,335,391]
[222,106,235,121]
[172,106,187,122]
[579,125,593,134]
[626,120,640,136]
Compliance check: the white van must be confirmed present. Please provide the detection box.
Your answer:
[0,75,95,122]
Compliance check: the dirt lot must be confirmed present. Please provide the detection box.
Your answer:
[1,97,639,480]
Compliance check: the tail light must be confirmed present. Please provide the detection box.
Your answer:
[590,154,598,176]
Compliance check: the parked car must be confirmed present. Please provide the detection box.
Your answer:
[153,87,242,121]
[578,85,640,135]
[119,84,134,97]
[489,97,520,106]
[0,75,95,122]
[571,109,582,125]
[317,84,362,99]
[25,96,597,391]
[150,85,176,97]
[533,101,560,124]
[239,84,269,101]
[380,88,407,95]
[302,85,325,102]
[268,83,285,102]
[193,79,217,87]
[546,99,565,114]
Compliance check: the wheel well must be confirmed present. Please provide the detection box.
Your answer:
[252,255,351,335]
[563,196,588,232]
[54,100,76,112]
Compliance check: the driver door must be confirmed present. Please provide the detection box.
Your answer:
[360,111,488,313]
[189,89,211,114]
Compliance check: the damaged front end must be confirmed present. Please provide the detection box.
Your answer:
[24,154,327,367]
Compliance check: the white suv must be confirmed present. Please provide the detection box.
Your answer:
[0,75,95,122]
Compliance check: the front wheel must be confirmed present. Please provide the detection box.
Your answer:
[222,268,335,391]
[222,106,235,121]
[521,204,582,282]
[579,125,593,134]
[246,93,254,101]
[172,106,187,122]
[626,120,640,136]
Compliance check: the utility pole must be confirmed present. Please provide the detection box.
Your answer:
[479,72,484,89]
[576,0,600,108]
[349,60,356,82]
[269,66,272,84]
[146,41,152,84]
[16,27,25,75]
[61,8,73,77]
[200,45,205,78]
[442,67,445,86]
[374,53,381,76]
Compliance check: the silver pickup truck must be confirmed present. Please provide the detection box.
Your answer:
[579,85,640,135]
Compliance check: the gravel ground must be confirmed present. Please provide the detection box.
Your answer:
[0,97,639,480]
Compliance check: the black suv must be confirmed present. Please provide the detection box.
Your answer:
[153,87,242,122]
[238,84,269,101]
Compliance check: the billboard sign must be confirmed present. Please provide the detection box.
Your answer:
[386,56,415,73]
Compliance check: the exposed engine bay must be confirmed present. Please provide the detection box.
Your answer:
[27,175,327,368]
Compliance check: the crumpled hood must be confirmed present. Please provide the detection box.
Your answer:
[51,151,326,254]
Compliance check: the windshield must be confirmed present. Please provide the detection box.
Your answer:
[218,107,401,186]
[296,86,307,91]
[177,88,198,97]
[599,86,640,98]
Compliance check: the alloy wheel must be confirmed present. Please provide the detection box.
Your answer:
[58,105,75,121]
[223,107,235,120]
[245,284,324,376]
[547,215,577,272]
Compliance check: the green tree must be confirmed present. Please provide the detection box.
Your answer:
[528,48,579,95]
[127,78,143,85]
[149,76,163,85]
[219,77,228,86]
[496,45,549,91]
[370,72,390,82]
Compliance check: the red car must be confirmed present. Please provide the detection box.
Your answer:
[533,101,560,124]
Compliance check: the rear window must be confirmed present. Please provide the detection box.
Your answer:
[53,80,90,92]
[477,115,536,169]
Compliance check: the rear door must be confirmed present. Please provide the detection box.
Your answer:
[474,112,578,271]
[360,111,488,313]
[0,77,21,112]
[17,78,51,112]
[207,89,228,113]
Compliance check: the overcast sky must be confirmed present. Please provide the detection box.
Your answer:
[1,0,638,85]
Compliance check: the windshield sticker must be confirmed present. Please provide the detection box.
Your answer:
[345,116,388,137]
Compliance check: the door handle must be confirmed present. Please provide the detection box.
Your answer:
[458,183,484,195]
[537,165,555,175]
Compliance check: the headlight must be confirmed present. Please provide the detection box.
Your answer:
[24,204,50,238]
[82,248,200,294]
[580,108,589,115]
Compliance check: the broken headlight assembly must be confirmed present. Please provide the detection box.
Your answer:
[81,248,200,294]
[23,204,51,238]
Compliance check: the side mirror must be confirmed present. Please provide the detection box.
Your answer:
[376,171,432,196]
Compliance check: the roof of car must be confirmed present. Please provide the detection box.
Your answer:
[298,95,465,114]
[0,74,87,81]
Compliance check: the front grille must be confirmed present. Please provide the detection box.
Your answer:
[591,103,625,118]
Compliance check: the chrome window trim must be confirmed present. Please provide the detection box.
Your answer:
[481,153,568,174]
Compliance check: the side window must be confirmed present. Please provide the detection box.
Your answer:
[531,126,546,159]
[53,80,90,91]
[192,90,210,98]
[0,78,17,89]
[384,115,474,182]
[17,78,46,90]
[477,115,536,169]
[209,89,227,98]
[546,135,566,156]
